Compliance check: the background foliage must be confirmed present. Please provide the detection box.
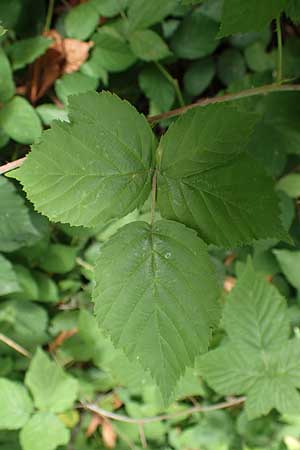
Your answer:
[1,0,300,449]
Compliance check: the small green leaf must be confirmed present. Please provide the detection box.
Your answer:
[129,30,171,61]
[199,261,300,419]
[0,255,20,296]
[93,220,220,402]
[91,26,136,72]
[91,0,129,17]
[277,174,300,198]
[273,249,300,289]
[35,272,59,303]
[20,412,70,450]
[11,265,39,301]
[157,103,287,247]
[0,47,15,102]
[219,0,286,37]
[38,244,77,274]
[217,48,246,85]
[0,378,33,430]
[36,104,69,126]
[12,91,155,228]
[183,57,215,97]
[7,36,52,70]
[0,96,42,144]
[55,72,99,104]
[25,348,78,413]
[65,1,99,40]
[171,10,219,59]
[244,42,275,73]
[0,177,40,252]
[127,0,178,31]
[139,65,175,113]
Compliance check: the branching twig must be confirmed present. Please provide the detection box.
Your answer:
[0,333,31,358]
[1,83,300,176]
[81,396,246,425]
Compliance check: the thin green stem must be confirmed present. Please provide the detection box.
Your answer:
[45,0,55,32]
[155,61,185,108]
[276,15,283,83]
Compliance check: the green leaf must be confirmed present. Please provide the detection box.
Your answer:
[91,26,136,72]
[273,249,300,289]
[0,25,7,36]
[7,36,52,70]
[34,272,59,303]
[219,0,286,37]
[38,244,77,274]
[0,255,20,296]
[65,1,99,40]
[36,104,69,126]
[20,412,70,450]
[285,0,300,21]
[12,91,155,228]
[11,265,39,301]
[217,48,246,85]
[244,42,275,73]
[0,378,33,430]
[199,261,300,419]
[277,174,300,198]
[0,47,15,102]
[25,348,78,413]
[0,300,48,351]
[0,96,42,144]
[93,219,220,402]
[157,103,287,247]
[183,57,215,97]
[171,10,219,59]
[127,0,178,31]
[129,30,171,61]
[0,177,40,252]
[139,65,175,113]
[55,72,99,104]
[91,0,129,17]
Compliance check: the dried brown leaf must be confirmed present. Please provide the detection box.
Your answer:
[63,39,93,74]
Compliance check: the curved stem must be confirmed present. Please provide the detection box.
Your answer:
[81,396,245,425]
[148,82,300,123]
[276,16,283,83]
[45,0,55,32]
[155,62,185,108]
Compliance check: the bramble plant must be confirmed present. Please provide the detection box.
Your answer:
[2,0,300,449]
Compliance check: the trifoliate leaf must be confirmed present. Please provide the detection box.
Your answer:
[0,47,15,102]
[139,65,175,113]
[91,26,136,73]
[12,91,155,228]
[0,96,42,144]
[65,1,99,40]
[0,177,40,252]
[0,378,33,430]
[171,10,219,59]
[157,103,287,248]
[273,249,300,289]
[129,30,171,62]
[199,261,300,419]
[183,57,215,97]
[25,348,78,413]
[219,0,286,37]
[93,219,220,402]
[127,0,178,31]
[0,255,20,296]
[7,36,52,70]
[55,72,99,104]
[20,412,70,450]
